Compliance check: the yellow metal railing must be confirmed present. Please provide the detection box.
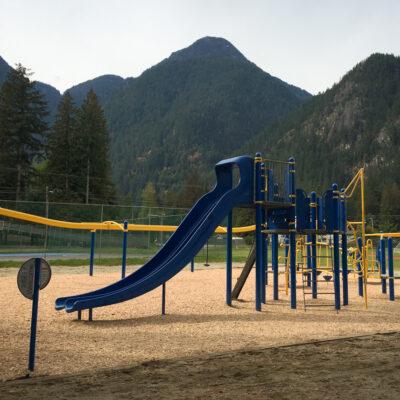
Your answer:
[0,207,255,234]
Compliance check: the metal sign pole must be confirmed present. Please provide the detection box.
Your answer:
[28,258,41,372]
[17,257,52,375]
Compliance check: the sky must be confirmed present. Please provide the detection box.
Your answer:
[0,0,399,94]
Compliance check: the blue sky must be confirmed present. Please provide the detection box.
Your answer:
[0,0,399,94]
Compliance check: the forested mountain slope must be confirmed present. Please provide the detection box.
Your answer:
[246,53,400,222]
[102,36,311,200]
[67,74,126,105]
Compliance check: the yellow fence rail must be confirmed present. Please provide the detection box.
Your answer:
[0,207,255,234]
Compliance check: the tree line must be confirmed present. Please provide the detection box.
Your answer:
[0,64,115,204]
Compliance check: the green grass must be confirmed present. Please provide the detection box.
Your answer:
[1,245,398,271]
[0,257,150,269]
[0,247,253,269]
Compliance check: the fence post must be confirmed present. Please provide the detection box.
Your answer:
[121,220,128,279]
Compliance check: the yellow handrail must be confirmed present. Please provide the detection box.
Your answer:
[0,207,255,234]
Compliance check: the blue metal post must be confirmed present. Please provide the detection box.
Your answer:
[284,235,289,259]
[88,308,93,321]
[289,232,296,309]
[306,234,312,287]
[388,237,395,301]
[379,237,387,294]
[310,192,317,298]
[190,259,195,272]
[226,210,233,306]
[121,220,128,279]
[261,162,267,304]
[28,258,41,372]
[266,167,273,202]
[255,153,264,311]
[162,283,166,315]
[265,236,269,286]
[357,237,363,296]
[288,157,297,309]
[272,234,279,300]
[89,230,96,276]
[261,225,267,304]
[340,189,349,306]
[332,183,341,311]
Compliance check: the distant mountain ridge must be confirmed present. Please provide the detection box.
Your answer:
[67,74,126,105]
[1,41,399,219]
[1,37,313,202]
[169,36,247,61]
[99,36,311,199]
[245,52,400,218]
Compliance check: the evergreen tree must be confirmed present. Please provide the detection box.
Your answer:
[139,182,159,219]
[76,89,115,203]
[179,170,207,207]
[45,92,79,200]
[0,64,48,200]
[379,183,400,231]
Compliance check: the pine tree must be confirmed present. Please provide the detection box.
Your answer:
[179,170,207,207]
[46,92,79,200]
[379,183,400,231]
[139,182,159,219]
[0,64,48,200]
[76,89,115,203]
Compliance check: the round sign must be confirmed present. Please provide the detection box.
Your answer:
[17,258,52,300]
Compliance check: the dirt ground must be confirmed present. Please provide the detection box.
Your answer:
[1,332,400,399]
[0,263,400,398]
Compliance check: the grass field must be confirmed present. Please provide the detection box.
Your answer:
[1,244,400,271]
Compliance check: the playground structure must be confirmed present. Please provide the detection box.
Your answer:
[0,153,398,317]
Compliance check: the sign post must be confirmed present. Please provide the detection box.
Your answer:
[17,257,52,374]
[28,258,41,372]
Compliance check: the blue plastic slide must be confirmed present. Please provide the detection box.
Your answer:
[55,155,253,313]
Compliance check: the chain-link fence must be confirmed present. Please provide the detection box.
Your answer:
[0,200,251,264]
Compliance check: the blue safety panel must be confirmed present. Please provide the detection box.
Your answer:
[55,155,254,313]
[295,189,310,231]
[323,189,335,231]
[267,208,291,230]
[317,197,324,230]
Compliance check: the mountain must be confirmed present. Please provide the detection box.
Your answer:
[103,36,311,201]
[0,55,61,120]
[0,56,10,86]
[67,74,126,105]
[247,53,400,220]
